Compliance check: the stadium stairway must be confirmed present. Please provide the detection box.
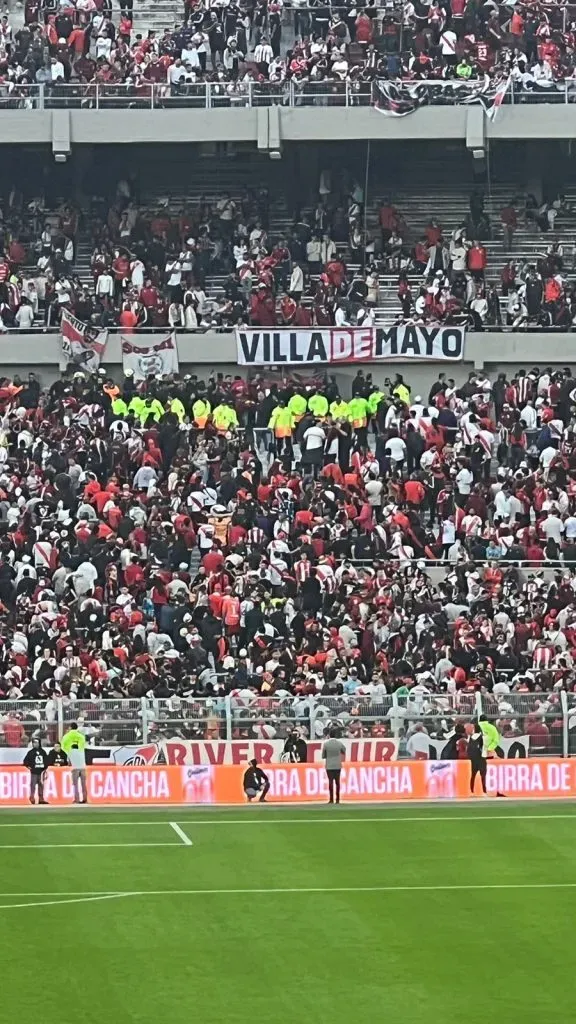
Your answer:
[130,0,183,37]
[72,163,576,327]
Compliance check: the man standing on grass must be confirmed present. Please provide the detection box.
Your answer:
[478,715,505,759]
[465,722,487,796]
[465,722,505,798]
[322,730,346,805]
[61,723,88,804]
[23,738,49,805]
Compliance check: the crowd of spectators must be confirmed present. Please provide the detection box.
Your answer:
[0,360,575,757]
[0,0,575,104]
[3,173,576,333]
[380,191,576,331]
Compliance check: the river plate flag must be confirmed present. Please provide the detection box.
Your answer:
[61,310,108,373]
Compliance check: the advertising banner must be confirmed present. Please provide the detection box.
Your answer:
[0,736,531,766]
[236,326,465,366]
[0,758,573,806]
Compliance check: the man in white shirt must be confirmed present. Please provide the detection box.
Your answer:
[254,38,273,71]
[96,271,113,298]
[455,464,473,502]
[564,515,576,541]
[51,57,65,80]
[520,400,538,432]
[168,59,188,86]
[289,263,304,297]
[385,435,407,465]
[494,487,511,521]
[541,511,564,545]
[406,723,431,759]
[15,302,35,328]
[365,474,383,507]
[540,445,559,475]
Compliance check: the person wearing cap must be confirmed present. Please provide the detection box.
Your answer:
[329,393,349,421]
[243,759,270,802]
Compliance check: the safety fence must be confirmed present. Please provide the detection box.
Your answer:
[2,78,576,111]
[0,691,572,759]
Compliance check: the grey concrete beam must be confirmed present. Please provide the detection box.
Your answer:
[1,104,576,146]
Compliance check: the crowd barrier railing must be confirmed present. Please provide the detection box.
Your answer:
[2,77,575,111]
[0,691,571,759]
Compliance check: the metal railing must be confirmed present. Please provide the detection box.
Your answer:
[0,80,371,110]
[4,320,576,336]
[0,692,573,757]
[2,78,576,111]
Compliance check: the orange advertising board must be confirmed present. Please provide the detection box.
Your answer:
[1,759,576,806]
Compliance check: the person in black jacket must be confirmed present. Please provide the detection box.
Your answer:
[283,729,308,763]
[47,743,69,768]
[243,759,270,802]
[23,739,50,805]
[465,723,487,795]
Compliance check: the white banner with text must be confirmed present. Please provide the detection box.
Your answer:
[236,326,465,365]
[0,735,530,766]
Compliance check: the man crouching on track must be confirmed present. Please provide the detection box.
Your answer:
[243,759,271,802]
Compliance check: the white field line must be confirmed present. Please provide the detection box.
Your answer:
[3,811,576,828]
[3,881,576,910]
[0,893,140,910]
[0,842,184,850]
[169,822,193,846]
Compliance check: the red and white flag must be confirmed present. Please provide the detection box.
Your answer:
[121,332,179,381]
[61,310,108,373]
[486,75,511,121]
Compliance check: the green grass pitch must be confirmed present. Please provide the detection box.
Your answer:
[1,802,575,1024]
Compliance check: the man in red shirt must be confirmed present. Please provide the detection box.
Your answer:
[404,476,426,507]
[467,241,487,280]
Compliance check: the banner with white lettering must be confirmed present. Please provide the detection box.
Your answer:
[235,326,465,366]
[0,735,531,766]
[121,332,179,380]
[61,310,108,374]
[373,76,511,121]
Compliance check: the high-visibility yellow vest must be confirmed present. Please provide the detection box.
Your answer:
[330,399,349,420]
[288,394,307,420]
[193,398,211,427]
[268,406,294,438]
[348,396,368,428]
[308,393,328,417]
[213,404,238,431]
